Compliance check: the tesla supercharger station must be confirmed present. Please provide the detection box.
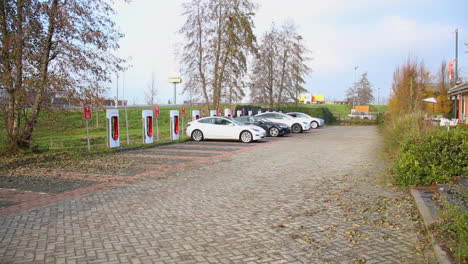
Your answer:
[106,109,120,148]
[192,110,200,121]
[170,110,180,141]
[224,108,231,117]
[210,110,217,117]
[142,110,154,144]
[248,110,253,116]
[236,110,242,117]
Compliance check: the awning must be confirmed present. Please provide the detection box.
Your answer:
[449,82,468,95]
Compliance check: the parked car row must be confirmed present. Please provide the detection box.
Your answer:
[186,111,325,143]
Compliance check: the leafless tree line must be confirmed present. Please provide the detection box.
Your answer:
[179,0,312,108]
[249,23,311,107]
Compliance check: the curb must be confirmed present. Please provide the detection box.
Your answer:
[410,189,453,264]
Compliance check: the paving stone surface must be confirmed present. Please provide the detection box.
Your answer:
[0,175,98,194]
[0,126,431,263]
[158,146,241,152]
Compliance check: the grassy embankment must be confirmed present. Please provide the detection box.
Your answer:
[0,104,389,156]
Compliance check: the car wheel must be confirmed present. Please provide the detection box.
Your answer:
[191,130,204,141]
[292,123,302,133]
[310,121,319,129]
[240,131,253,143]
[269,127,280,137]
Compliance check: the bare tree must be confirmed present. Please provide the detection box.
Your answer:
[0,0,124,151]
[179,0,210,104]
[250,22,311,107]
[434,61,452,114]
[346,72,374,105]
[249,25,279,106]
[389,58,431,114]
[179,0,257,108]
[145,72,157,106]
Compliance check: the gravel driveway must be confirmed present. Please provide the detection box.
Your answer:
[0,126,431,263]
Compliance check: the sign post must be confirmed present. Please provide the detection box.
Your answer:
[167,77,182,105]
[83,106,92,151]
[181,106,186,136]
[154,106,160,141]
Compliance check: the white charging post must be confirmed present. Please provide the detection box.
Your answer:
[170,110,180,141]
[210,110,217,117]
[248,110,253,116]
[236,110,242,117]
[192,110,200,121]
[224,108,231,117]
[106,109,120,148]
[142,110,154,144]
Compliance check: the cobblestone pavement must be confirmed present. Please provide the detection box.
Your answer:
[0,126,431,263]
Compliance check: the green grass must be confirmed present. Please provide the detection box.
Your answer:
[0,106,200,154]
[296,104,388,121]
[0,104,388,155]
[301,104,352,116]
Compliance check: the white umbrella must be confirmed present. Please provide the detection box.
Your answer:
[422,97,437,113]
[422,97,438,103]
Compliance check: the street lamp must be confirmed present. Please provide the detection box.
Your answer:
[352,66,359,108]
[167,77,182,105]
[295,35,303,107]
[354,66,359,84]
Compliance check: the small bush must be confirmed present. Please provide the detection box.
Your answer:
[382,111,434,157]
[435,195,468,262]
[394,128,468,187]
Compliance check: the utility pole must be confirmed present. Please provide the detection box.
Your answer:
[455,28,459,83]
[123,71,130,145]
[115,75,119,107]
[377,87,381,105]
[352,66,359,109]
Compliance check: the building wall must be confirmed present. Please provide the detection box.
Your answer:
[458,93,468,123]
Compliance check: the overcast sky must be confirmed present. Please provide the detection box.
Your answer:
[110,0,468,105]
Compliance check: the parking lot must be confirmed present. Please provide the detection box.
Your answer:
[0,126,430,263]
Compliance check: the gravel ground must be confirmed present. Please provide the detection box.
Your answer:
[0,126,433,263]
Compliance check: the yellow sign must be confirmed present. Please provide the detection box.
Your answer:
[313,94,325,101]
[168,77,182,83]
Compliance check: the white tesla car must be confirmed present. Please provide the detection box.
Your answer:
[186,117,266,143]
[286,112,325,129]
[256,112,310,133]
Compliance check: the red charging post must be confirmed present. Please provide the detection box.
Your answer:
[201,107,205,117]
[217,107,222,116]
[154,106,160,141]
[83,106,92,151]
[181,106,186,136]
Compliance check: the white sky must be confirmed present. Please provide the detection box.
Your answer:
[111,0,468,105]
